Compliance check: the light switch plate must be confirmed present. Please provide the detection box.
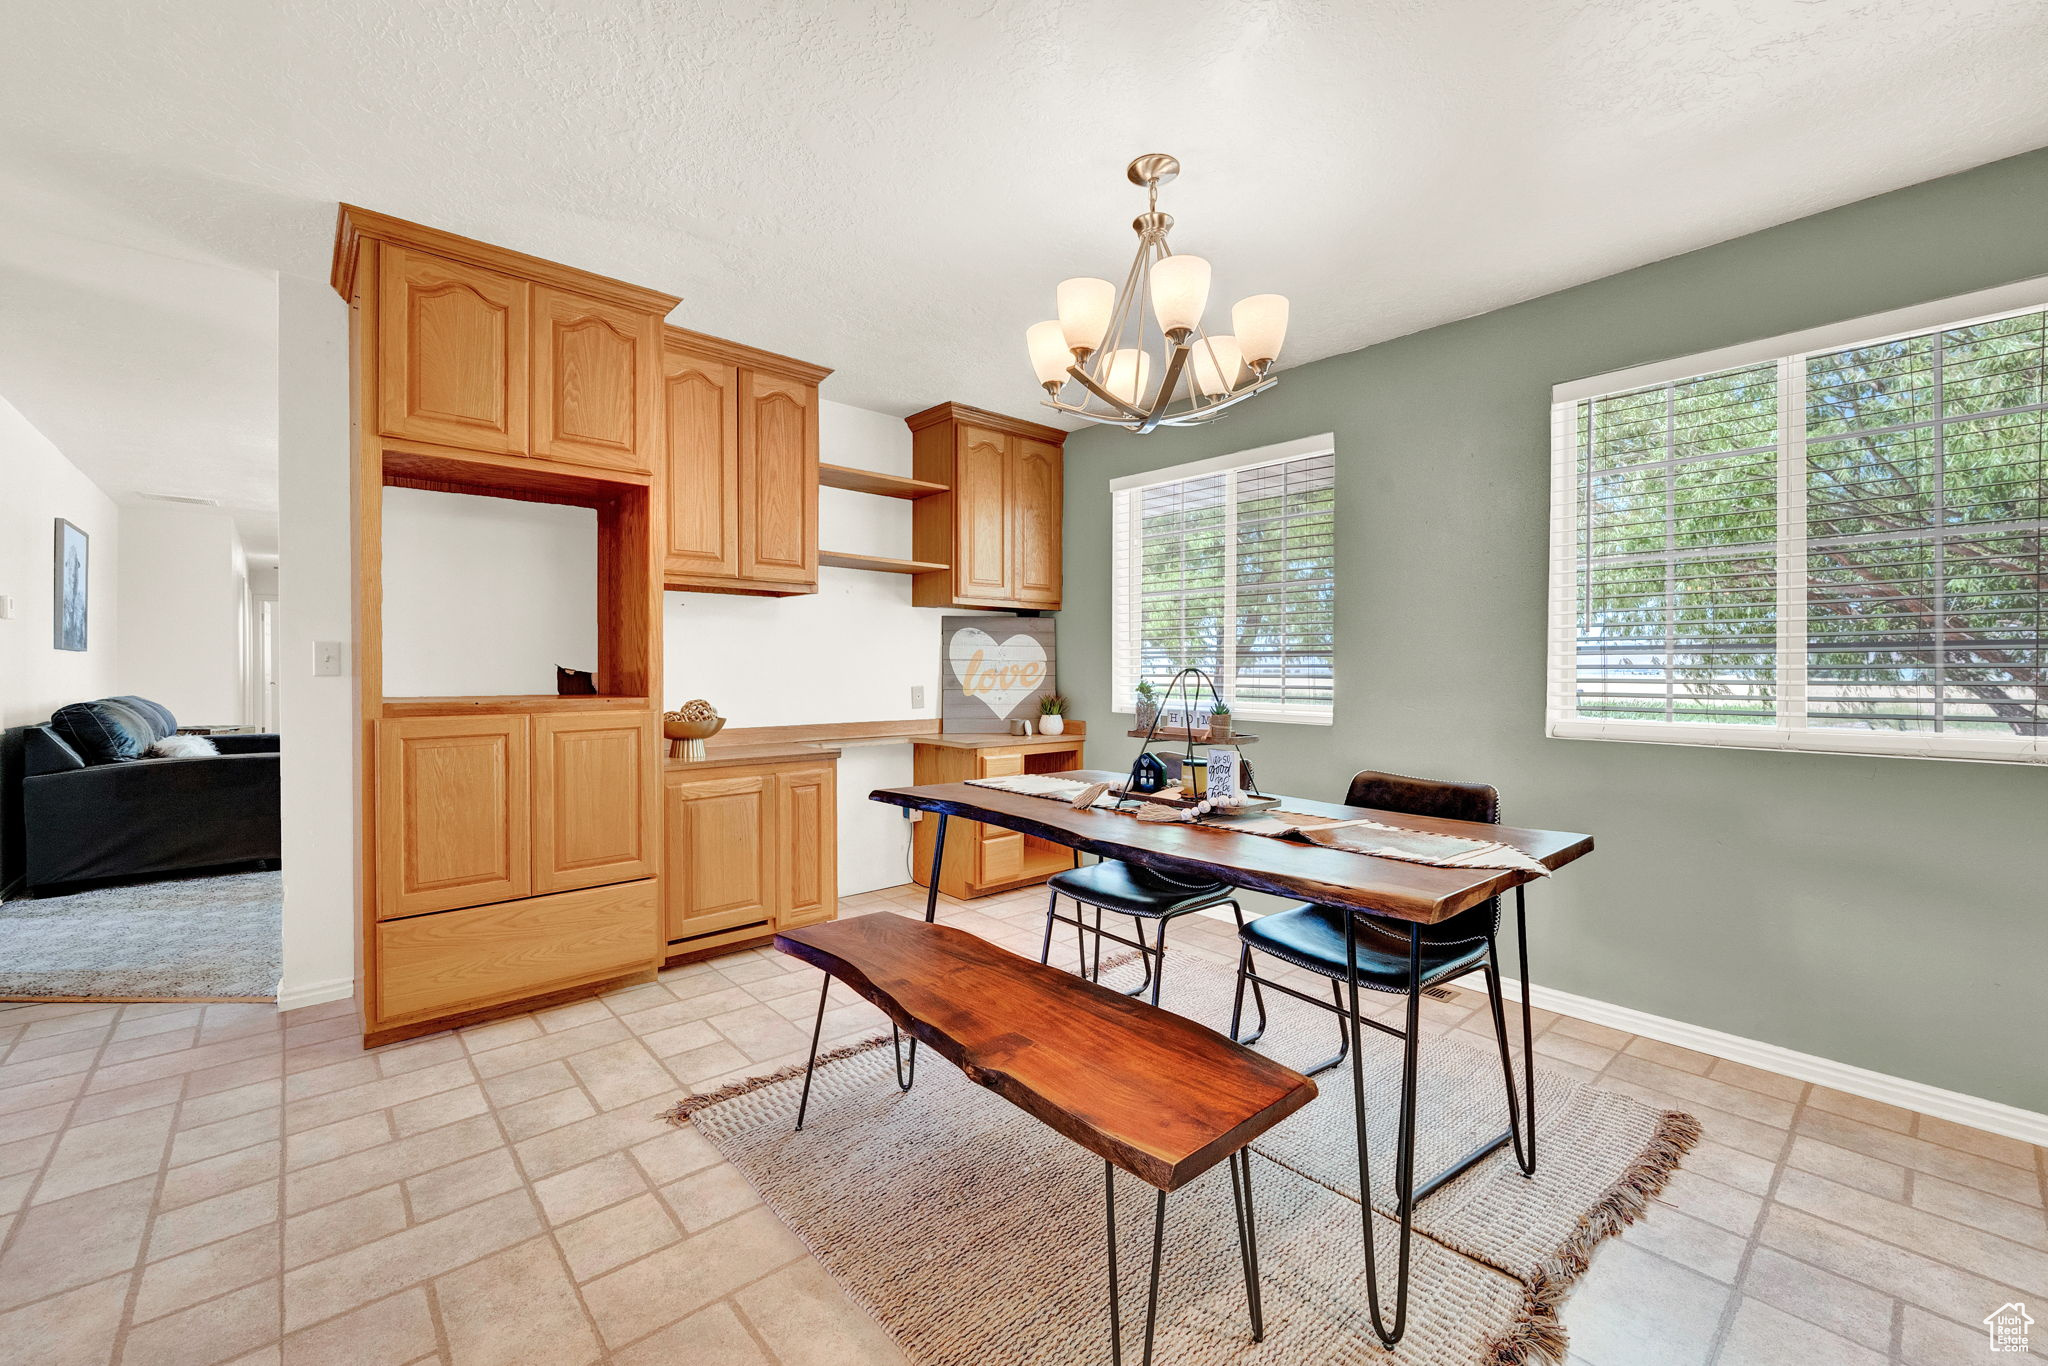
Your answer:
[0,594,13,620]
[313,641,345,676]
[910,685,926,708]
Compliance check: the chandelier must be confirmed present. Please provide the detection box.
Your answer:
[1025,154,1289,433]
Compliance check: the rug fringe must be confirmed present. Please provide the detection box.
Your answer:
[1478,1108,1703,1363]
[657,1032,892,1126]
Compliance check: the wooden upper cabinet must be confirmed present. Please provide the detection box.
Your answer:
[377,716,530,919]
[660,329,831,597]
[908,404,1068,612]
[377,248,529,454]
[531,288,658,473]
[955,425,1013,601]
[740,371,819,585]
[531,712,659,895]
[1010,437,1063,606]
[663,349,741,578]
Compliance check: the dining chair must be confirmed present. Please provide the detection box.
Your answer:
[1227,769,1538,1350]
[1039,858,1264,1025]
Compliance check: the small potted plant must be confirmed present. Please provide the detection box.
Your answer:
[1207,700,1232,741]
[1038,693,1068,736]
[1134,680,1159,731]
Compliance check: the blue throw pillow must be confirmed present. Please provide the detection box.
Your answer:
[51,699,151,764]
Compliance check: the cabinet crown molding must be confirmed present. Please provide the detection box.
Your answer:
[904,401,1068,445]
[332,204,683,316]
[663,326,833,385]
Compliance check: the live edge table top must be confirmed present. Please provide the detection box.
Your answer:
[869,771,1594,926]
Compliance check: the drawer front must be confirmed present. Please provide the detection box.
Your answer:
[979,832,1025,884]
[978,752,1026,778]
[377,880,658,1025]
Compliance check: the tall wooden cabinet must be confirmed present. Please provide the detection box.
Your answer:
[907,403,1067,611]
[335,206,678,1046]
[663,755,837,958]
[662,328,831,596]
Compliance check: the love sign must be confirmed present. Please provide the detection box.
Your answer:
[941,616,1058,731]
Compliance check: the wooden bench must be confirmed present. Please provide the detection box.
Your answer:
[776,911,1317,1365]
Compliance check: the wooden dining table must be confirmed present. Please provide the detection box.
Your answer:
[868,767,1596,1351]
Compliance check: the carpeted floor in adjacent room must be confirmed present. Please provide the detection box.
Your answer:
[0,870,281,1001]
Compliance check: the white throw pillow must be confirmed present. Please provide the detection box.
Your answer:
[148,734,220,759]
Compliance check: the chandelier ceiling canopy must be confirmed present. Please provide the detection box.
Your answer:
[1025,154,1288,433]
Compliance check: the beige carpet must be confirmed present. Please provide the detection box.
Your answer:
[673,953,1697,1364]
[0,870,280,1000]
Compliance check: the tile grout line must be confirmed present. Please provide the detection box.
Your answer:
[1697,1082,1808,1366]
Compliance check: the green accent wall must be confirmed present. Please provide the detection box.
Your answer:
[1058,148,2048,1114]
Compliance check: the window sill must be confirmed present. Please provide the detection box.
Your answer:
[1547,718,2048,765]
[1113,707,1334,729]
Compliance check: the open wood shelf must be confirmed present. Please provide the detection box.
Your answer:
[818,550,950,575]
[818,463,948,499]
[382,695,653,717]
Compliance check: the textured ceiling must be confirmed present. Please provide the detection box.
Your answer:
[6,0,2048,550]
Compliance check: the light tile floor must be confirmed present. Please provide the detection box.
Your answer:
[0,883,2041,1365]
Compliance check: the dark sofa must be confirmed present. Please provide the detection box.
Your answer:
[8,695,280,894]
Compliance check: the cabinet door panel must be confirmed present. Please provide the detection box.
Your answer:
[664,772,775,940]
[955,425,1011,600]
[378,248,528,453]
[532,288,656,472]
[663,349,740,578]
[1011,437,1062,606]
[532,713,658,894]
[776,765,836,928]
[739,372,818,584]
[377,716,529,918]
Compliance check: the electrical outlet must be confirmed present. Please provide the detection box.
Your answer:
[910,684,926,708]
[313,641,345,676]
[902,807,923,821]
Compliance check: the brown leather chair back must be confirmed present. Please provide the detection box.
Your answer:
[1344,769,1500,946]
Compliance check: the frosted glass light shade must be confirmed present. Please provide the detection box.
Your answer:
[1190,335,1245,396]
[1233,294,1289,366]
[1148,254,1211,335]
[1057,277,1116,354]
[1026,321,1071,388]
[1104,348,1153,407]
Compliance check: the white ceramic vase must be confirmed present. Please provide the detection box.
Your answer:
[1039,714,1066,735]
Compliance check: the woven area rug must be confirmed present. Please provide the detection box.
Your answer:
[0,870,281,1000]
[670,950,1698,1364]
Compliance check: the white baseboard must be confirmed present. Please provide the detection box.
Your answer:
[1493,974,2048,1149]
[275,976,355,1012]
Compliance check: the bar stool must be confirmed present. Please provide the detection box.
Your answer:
[1228,770,1538,1350]
[1040,859,1264,1027]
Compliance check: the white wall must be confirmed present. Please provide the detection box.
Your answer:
[275,274,355,1009]
[117,503,248,725]
[0,396,121,727]
[665,399,1000,896]
[380,489,598,697]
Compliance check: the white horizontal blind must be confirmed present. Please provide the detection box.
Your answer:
[1550,289,2047,763]
[1112,438,1336,724]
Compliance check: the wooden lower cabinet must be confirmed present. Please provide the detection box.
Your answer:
[664,757,836,953]
[376,715,530,919]
[911,737,1084,899]
[376,880,660,1027]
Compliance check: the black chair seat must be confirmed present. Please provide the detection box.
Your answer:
[1240,904,1489,994]
[1047,859,1232,919]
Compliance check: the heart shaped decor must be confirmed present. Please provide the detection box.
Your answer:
[948,627,1048,720]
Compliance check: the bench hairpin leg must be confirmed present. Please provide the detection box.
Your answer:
[890,1023,917,1091]
[1104,1162,1123,1366]
[1227,1148,1265,1341]
[792,972,832,1132]
[1140,1186,1169,1366]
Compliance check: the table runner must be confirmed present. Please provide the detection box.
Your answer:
[963,774,1550,875]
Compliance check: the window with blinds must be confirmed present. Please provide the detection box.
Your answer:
[1550,285,2047,763]
[1111,435,1337,725]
